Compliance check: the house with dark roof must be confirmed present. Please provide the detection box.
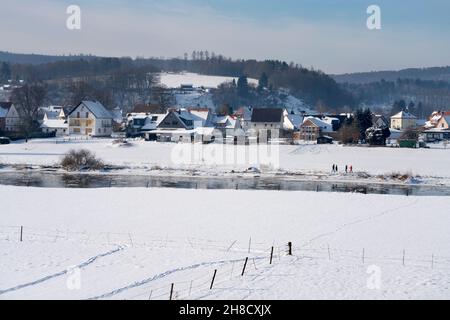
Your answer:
[67,101,113,137]
[249,108,286,141]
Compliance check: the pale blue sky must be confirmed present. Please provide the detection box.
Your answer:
[1,0,449,73]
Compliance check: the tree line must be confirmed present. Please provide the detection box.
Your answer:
[1,54,356,112]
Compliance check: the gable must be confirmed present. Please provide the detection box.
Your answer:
[438,116,450,128]
[6,105,19,118]
[158,112,188,129]
[68,101,112,119]
[301,119,319,128]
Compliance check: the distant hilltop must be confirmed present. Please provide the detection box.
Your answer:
[333,66,450,84]
[0,51,98,65]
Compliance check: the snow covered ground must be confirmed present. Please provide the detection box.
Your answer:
[158,72,258,89]
[1,139,450,185]
[157,72,314,112]
[1,186,449,300]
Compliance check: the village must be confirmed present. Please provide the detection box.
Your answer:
[1,81,449,148]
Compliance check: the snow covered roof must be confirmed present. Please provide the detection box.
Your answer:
[303,117,333,132]
[40,119,68,129]
[0,107,7,118]
[391,111,417,119]
[195,127,216,135]
[234,106,253,120]
[112,108,123,123]
[214,115,238,129]
[423,128,450,133]
[189,109,211,123]
[286,114,304,129]
[416,119,427,126]
[141,121,158,131]
[69,101,112,119]
[44,110,61,120]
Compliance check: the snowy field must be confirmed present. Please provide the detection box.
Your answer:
[1,186,449,300]
[158,72,258,89]
[1,139,450,184]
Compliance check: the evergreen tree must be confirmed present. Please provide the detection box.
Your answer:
[355,108,373,141]
[237,75,249,97]
[258,72,268,91]
[0,62,11,81]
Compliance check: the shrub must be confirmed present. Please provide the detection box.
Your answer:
[388,171,413,181]
[61,149,105,171]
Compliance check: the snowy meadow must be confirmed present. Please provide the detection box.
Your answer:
[1,186,450,300]
[1,139,450,300]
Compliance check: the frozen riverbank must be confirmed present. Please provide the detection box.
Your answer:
[1,138,450,188]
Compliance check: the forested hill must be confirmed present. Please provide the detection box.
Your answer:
[0,52,355,110]
[333,66,450,84]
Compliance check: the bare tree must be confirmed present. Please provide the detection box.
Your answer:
[11,83,47,135]
[66,80,113,108]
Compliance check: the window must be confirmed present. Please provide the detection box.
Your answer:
[77,112,80,118]
[86,112,89,118]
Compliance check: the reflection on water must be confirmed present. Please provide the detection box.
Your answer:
[0,171,449,197]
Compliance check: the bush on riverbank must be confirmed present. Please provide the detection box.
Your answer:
[61,149,105,171]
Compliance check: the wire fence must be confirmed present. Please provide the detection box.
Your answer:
[2,224,449,300]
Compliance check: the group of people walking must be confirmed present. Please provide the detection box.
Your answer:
[332,164,353,174]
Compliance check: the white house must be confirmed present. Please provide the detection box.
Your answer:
[67,101,113,137]
[248,108,286,140]
[4,104,21,132]
[390,111,418,130]
[40,119,69,136]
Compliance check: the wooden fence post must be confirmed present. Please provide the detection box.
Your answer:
[288,242,292,256]
[402,249,406,266]
[189,280,193,296]
[270,246,274,265]
[241,257,248,276]
[169,283,174,300]
[210,270,217,290]
[20,226,23,242]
